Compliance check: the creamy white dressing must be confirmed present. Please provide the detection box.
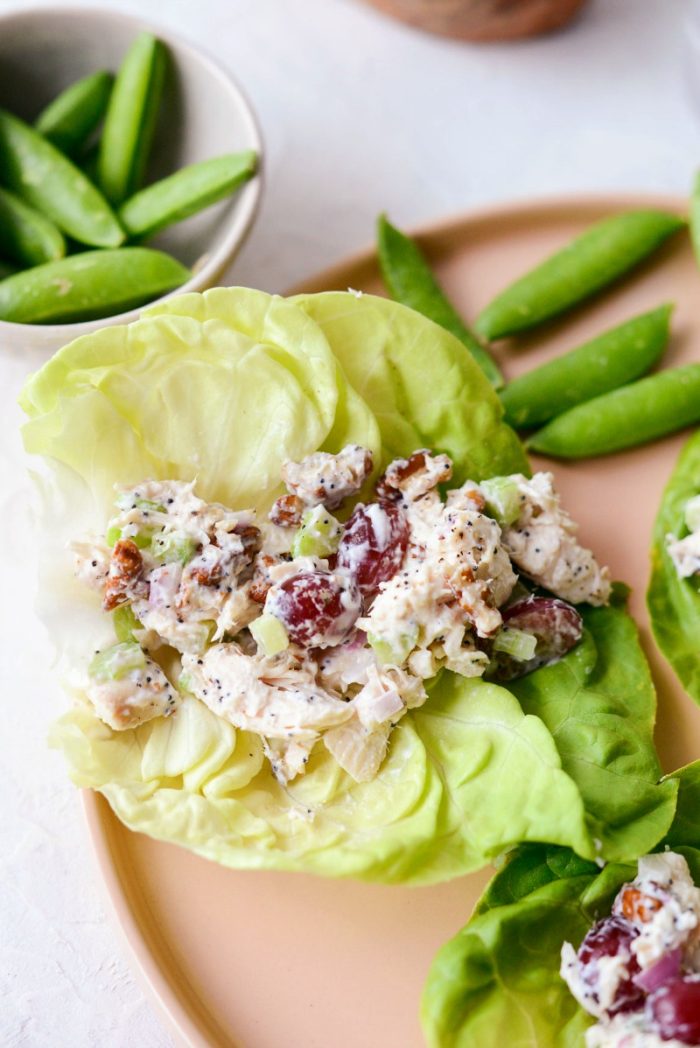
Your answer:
[585,1012,686,1048]
[501,473,611,606]
[668,531,700,578]
[73,449,609,784]
[619,853,700,969]
[84,655,176,730]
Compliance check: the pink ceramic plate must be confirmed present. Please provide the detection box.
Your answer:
[83,193,700,1047]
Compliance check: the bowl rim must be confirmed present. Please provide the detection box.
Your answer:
[0,3,264,341]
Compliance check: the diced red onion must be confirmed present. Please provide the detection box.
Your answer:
[634,949,682,993]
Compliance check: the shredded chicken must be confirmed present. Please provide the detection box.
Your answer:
[182,644,354,739]
[501,473,611,606]
[73,452,610,786]
[85,655,177,730]
[281,445,373,509]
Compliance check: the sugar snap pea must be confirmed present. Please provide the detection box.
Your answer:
[690,171,700,271]
[98,33,166,205]
[476,210,685,341]
[35,70,113,156]
[80,144,100,183]
[119,150,258,239]
[0,109,124,248]
[0,186,66,266]
[377,214,503,389]
[528,364,700,459]
[0,259,18,280]
[0,247,189,324]
[500,304,672,429]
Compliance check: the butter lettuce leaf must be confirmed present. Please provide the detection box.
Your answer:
[22,287,371,513]
[20,287,650,883]
[51,680,592,884]
[507,598,678,862]
[421,763,700,1048]
[648,429,700,705]
[290,291,529,482]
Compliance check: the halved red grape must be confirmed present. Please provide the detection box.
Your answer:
[503,595,582,655]
[265,570,361,648]
[491,595,583,681]
[648,975,700,1044]
[578,916,644,1016]
[337,501,409,599]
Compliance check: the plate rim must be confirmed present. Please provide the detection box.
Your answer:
[82,188,690,1048]
[285,189,688,295]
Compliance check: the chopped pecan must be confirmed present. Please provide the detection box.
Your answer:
[269,494,303,528]
[249,554,282,603]
[377,450,452,501]
[188,526,261,587]
[103,539,144,611]
[281,446,373,509]
[237,523,262,555]
[619,887,663,924]
[462,487,486,512]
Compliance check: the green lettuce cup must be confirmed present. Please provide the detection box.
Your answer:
[421,762,700,1046]
[21,288,673,884]
[649,429,700,704]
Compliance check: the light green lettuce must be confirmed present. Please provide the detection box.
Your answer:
[290,291,529,483]
[421,761,700,1048]
[20,287,665,883]
[648,429,700,704]
[507,594,678,862]
[53,681,591,883]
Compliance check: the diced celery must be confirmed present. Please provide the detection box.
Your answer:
[115,493,165,513]
[132,529,155,549]
[249,614,289,656]
[685,494,700,533]
[105,523,153,549]
[106,524,121,547]
[89,641,146,682]
[113,604,141,643]
[492,627,537,661]
[368,629,417,666]
[152,532,197,565]
[480,477,522,527]
[291,505,341,559]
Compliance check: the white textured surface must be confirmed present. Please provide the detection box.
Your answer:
[1,0,698,1045]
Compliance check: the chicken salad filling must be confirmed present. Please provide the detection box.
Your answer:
[561,852,700,1047]
[73,444,610,785]
[667,495,700,580]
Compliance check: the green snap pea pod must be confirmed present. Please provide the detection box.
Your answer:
[98,33,167,205]
[0,109,124,248]
[119,150,258,239]
[500,304,672,429]
[476,210,685,341]
[80,143,100,183]
[690,171,700,270]
[528,364,700,459]
[377,214,503,389]
[0,259,18,280]
[0,185,66,266]
[35,70,113,156]
[0,247,189,324]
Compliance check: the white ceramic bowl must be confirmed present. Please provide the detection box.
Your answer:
[0,5,263,353]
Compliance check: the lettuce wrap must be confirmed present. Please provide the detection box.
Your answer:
[421,761,700,1046]
[649,429,700,705]
[21,288,674,883]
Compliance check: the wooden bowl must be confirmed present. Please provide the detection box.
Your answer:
[361,0,589,42]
